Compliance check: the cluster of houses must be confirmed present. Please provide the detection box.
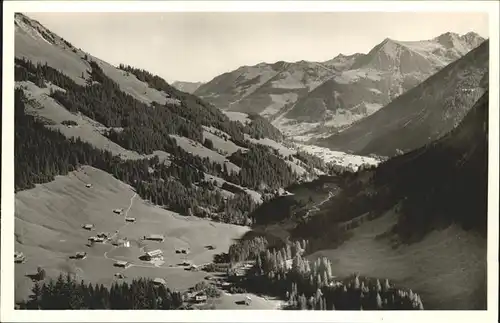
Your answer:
[88,232,111,244]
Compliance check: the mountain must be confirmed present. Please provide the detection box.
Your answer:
[194,60,336,118]
[318,39,489,157]
[172,80,204,93]
[194,32,484,139]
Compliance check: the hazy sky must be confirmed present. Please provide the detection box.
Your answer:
[26,12,489,83]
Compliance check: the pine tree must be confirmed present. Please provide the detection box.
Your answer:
[384,278,391,292]
[286,244,292,260]
[376,279,382,293]
[28,282,42,309]
[353,275,360,289]
[376,292,383,309]
[37,266,46,281]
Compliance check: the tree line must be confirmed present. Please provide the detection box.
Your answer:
[19,273,183,310]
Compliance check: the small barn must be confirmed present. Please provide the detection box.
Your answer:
[82,224,94,230]
[14,251,26,263]
[145,234,164,242]
[89,236,105,243]
[143,249,163,261]
[194,292,207,303]
[125,217,136,223]
[113,239,130,248]
[114,260,130,268]
[75,252,87,259]
[153,278,167,286]
[85,184,92,188]
[113,208,124,215]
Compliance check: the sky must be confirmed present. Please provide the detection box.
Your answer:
[26,12,489,83]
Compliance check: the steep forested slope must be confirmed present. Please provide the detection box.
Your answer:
[14,13,323,226]
[301,90,488,243]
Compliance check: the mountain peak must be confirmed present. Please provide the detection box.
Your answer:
[435,32,462,48]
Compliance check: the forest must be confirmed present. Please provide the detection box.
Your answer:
[224,236,424,310]
[13,57,333,224]
[15,88,254,225]
[18,274,183,310]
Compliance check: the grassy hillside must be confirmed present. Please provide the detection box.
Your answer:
[14,165,248,303]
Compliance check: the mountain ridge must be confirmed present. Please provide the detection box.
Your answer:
[194,31,484,139]
[317,39,489,156]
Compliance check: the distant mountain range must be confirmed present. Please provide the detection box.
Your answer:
[192,32,485,139]
[318,40,489,157]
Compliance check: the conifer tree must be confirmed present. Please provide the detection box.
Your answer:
[376,292,383,309]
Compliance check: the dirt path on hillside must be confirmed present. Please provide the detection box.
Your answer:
[304,190,335,219]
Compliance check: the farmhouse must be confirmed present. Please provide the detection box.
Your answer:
[143,249,163,261]
[14,251,26,263]
[113,238,130,247]
[144,234,164,242]
[114,260,131,268]
[75,252,87,259]
[82,224,94,230]
[125,217,136,222]
[113,208,124,215]
[97,232,110,239]
[85,184,92,188]
[153,278,167,286]
[194,292,207,303]
[89,236,105,243]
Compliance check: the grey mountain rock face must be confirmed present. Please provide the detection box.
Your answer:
[317,40,489,157]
